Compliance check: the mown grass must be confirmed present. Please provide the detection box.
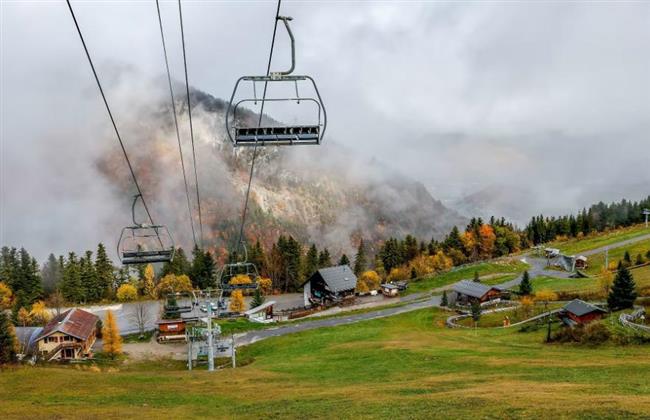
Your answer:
[3,308,650,419]
[552,224,649,256]
[584,239,650,274]
[406,259,529,295]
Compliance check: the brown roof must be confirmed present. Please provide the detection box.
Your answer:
[36,308,99,342]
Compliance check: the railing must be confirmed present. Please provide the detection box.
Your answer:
[44,342,80,361]
[619,308,650,333]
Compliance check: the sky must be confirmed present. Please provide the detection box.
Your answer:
[1,0,649,260]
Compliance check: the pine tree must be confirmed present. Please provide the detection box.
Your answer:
[61,253,83,303]
[473,271,480,283]
[353,239,367,276]
[608,263,637,311]
[470,301,482,323]
[0,311,18,363]
[251,287,265,308]
[41,253,61,295]
[95,243,115,300]
[441,290,448,307]
[102,310,122,359]
[410,267,417,280]
[519,271,532,296]
[623,251,632,265]
[162,247,191,277]
[338,254,350,266]
[635,253,644,266]
[80,251,100,302]
[191,247,215,290]
[303,244,319,279]
[318,248,332,268]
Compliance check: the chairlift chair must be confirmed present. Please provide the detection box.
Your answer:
[118,194,175,265]
[225,16,327,147]
[217,261,261,291]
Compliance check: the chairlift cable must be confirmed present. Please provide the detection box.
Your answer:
[65,0,161,242]
[235,0,283,258]
[178,0,205,249]
[155,0,198,249]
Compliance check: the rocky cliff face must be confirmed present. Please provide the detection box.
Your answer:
[96,87,465,257]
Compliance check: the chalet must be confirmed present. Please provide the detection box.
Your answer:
[244,300,276,323]
[559,299,606,326]
[302,265,357,307]
[451,280,503,305]
[575,255,588,270]
[34,308,99,361]
[380,283,400,297]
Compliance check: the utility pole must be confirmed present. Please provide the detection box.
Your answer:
[605,247,609,270]
[207,293,214,372]
[643,209,650,228]
[231,333,236,369]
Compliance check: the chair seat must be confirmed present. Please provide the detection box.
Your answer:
[235,125,319,146]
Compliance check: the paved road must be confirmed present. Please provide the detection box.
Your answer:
[235,295,441,347]
[580,233,650,256]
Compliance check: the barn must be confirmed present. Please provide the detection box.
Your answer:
[451,280,503,305]
[302,265,357,307]
[559,299,606,326]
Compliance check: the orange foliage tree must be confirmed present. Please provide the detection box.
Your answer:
[102,310,122,359]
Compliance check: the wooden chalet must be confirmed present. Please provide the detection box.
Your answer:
[451,280,503,305]
[34,308,99,361]
[302,265,357,307]
[559,299,606,326]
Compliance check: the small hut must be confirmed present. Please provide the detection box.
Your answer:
[558,299,606,326]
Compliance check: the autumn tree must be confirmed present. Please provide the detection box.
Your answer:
[155,274,193,297]
[229,290,245,313]
[141,264,156,299]
[0,311,18,363]
[102,310,122,359]
[534,289,558,311]
[478,224,496,259]
[29,300,51,326]
[229,274,252,286]
[16,307,31,327]
[258,277,273,295]
[0,282,12,310]
[116,284,138,302]
[597,268,613,298]
[358,270,381,292]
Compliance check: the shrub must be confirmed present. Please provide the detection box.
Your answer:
[116,284,138,302]
[551,322,611,345]
[156,274,193,297]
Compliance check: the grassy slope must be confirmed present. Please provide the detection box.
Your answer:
[3,308,650,419]
[584,240,650,274]
[406,260,528,295]
[552,224,649,256]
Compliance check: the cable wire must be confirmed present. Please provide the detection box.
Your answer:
[235,0,283,259]
[155,0,198,248]
[65,0,160,236]
[178,0,205,248]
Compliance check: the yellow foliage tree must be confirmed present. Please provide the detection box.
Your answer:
[102,310,122,358]
[16,307,31,327]
[387,267,409,282]
[229,274,252,285]
[142,264,156,299]
[258,277,273,295]
[116,284,138,302]
[358,270,381,292]
[156,274,193,297]
[597,268,613,298]
[534,289,558,311]
[409,255,435,278]
[431,251,453,273]
[520,296,535,318]
[478,224,496,258]
[229,290,245,313]
[29,300,51,326]
[0,282,12,310]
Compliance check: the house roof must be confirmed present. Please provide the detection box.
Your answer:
[380,283,399,290]
[302,265,357,292]
[35,308,99,342]
[452,280,501,299]
[244,300,276,315]
[576,255,588,262]
[562,299,606,317]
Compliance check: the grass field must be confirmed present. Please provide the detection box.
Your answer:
[3,308,650,419]
[552,224,650,256]
[406,259,528,295]
[584,240,650,274]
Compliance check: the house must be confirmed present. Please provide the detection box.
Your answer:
[451,280,503,305]
[244,300,276,323]
[380,283,400,297]
[545,248,561,258]
[575,256,588,270]
[34,308,99,361]
[559,299,606,326]
[302,265,357,307]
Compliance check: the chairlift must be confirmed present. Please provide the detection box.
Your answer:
[216,243,260,291]
[118,194,175,265]
[225,16,327,147]
[164,291,198,317]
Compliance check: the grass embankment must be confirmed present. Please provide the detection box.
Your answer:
[3,308,650,418]
[457,303,565,328]
[406,259,528,295]
[584,240,650,275]
[552,224,649,256]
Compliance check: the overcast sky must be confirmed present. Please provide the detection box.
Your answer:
[1,0,649,259]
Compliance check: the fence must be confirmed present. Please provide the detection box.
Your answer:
[619,308,650,333]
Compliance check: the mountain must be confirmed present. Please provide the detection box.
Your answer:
[95,87,466,258]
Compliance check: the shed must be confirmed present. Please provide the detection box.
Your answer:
[451,280,503,305]
[301,265,357,307]
[575,255,588,269]
[244,300,276,323]
[559,299,606,325]
[380,283,399,297]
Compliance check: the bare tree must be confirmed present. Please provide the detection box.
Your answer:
[46,290,65,316]
[128,302,151,339]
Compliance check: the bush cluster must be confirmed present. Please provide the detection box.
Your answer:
[551,322,611,345]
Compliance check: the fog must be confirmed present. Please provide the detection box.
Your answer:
[1,1,649,260]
